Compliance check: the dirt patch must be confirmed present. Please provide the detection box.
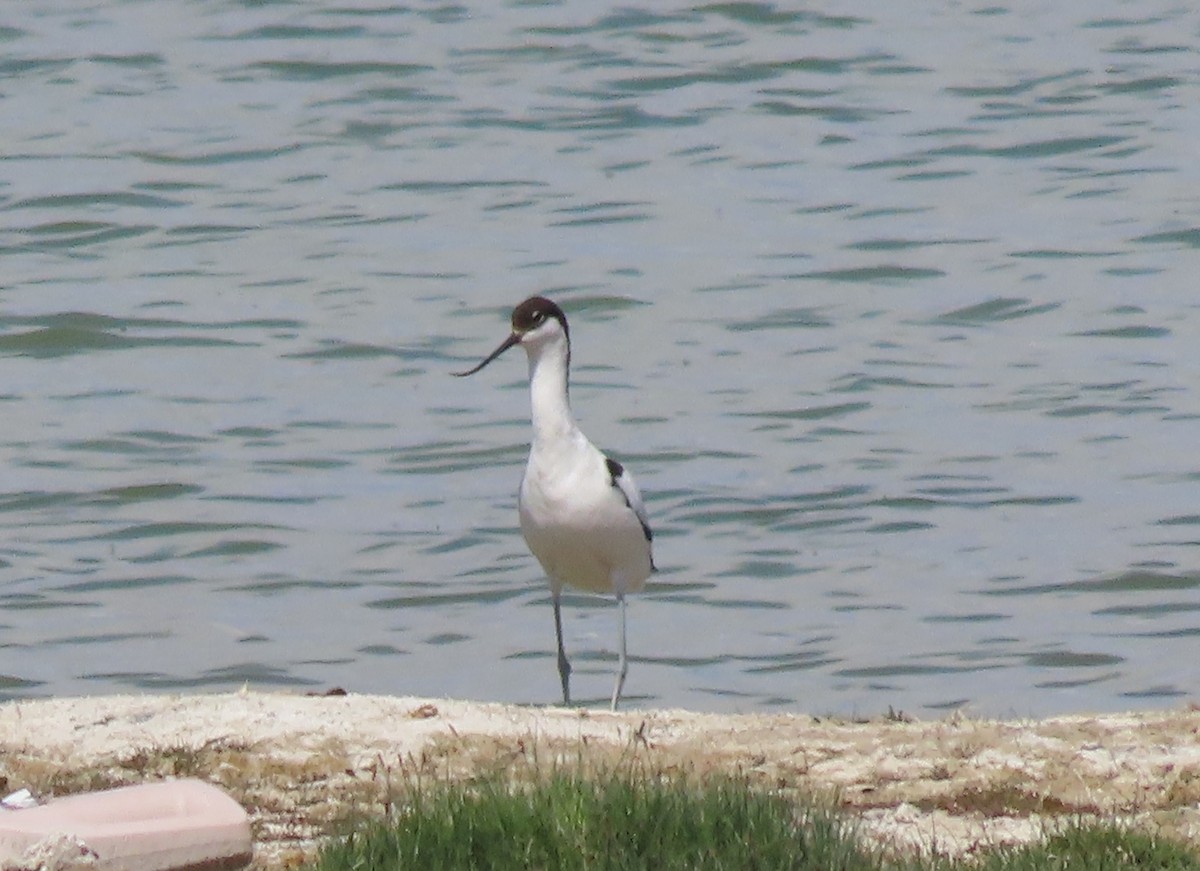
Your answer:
[1,692,1198,867]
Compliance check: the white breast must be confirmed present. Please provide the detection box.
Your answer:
[518,438,653,597]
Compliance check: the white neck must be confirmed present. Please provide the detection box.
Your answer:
[525,335,578,446]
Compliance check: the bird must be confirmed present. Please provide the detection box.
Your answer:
[455,295,655,711]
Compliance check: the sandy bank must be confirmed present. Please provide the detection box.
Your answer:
[1,692,1198,867]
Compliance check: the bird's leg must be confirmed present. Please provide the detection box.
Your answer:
[610,594,628,712]
[553,589,571,706]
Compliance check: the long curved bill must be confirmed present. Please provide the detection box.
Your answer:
[453,331,521,377]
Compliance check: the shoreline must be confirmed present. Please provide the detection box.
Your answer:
[1,691,1197,867]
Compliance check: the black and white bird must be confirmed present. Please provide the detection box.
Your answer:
[455,296,655,711]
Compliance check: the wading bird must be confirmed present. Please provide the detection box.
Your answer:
[455,296,655,710]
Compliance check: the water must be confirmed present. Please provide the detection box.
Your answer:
[1,1,1198,717]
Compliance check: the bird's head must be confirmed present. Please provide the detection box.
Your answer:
[454,295,570,377]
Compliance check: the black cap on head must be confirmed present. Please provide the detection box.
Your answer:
[512,295,568,341]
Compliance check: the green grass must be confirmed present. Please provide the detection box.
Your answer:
[969,825,1200,871]
[308,769,1200,871]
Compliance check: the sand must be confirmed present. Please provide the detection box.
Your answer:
[1,691,1198,867]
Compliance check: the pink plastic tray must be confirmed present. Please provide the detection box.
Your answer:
[0,779,251,871]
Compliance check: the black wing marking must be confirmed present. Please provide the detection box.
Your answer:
[606,456,653,545]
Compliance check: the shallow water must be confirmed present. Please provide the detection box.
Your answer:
[0,1,1198,716]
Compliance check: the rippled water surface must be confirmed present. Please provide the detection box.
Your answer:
[1,2,1198,716]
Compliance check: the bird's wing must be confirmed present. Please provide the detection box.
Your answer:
[605,457,652,544]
